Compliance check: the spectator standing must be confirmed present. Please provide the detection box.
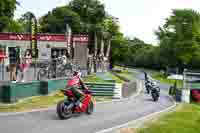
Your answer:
[9,48,20,83]
[0,46,6,79]
[144,71,148,81]
[0,46,5,63]
[52,51,57,78]
[62,50,67,65]
[18,50,32,82]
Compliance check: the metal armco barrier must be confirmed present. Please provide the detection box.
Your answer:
[40,78,70,94]
[0,81,41,103]
[0,79,122,103]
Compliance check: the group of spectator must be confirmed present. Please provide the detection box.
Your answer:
[51,50,71,77]
[9,49,32,83]
[52,50,70,66]
[0,46,76,82]
[97,54,105,72]
[0,47,32,83]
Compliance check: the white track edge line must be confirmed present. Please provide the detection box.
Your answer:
[95,94,177,133]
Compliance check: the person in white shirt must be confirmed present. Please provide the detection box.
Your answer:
[62,50,67,65]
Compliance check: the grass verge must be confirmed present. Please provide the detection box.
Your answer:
[108,72,124,83]
[83,73,123,83]
[123,67,183,88]
[83,73,110,83]
[113,66,136,81]
[0,92,64,112]
[137,103,200,133]
[116,71,134,81]
[0,91,112,113]
[151,72,183,88]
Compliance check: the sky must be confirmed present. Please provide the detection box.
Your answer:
[15,0,200,44]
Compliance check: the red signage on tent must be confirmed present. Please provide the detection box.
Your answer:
[0,33,89,43]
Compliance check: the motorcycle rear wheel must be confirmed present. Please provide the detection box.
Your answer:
[152,92,159,102]
[57,100,72,120]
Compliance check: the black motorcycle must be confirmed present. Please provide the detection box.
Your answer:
[150,81,160,101]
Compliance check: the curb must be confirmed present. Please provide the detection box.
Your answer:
[95,94,177,133]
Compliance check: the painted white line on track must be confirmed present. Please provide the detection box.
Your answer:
[95,94,176,133]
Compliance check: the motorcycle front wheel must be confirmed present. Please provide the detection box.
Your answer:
[56,100,72,120]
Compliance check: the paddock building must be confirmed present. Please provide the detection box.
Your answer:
[0,33,89,70]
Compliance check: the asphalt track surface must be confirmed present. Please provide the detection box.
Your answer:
[0,70,173,133]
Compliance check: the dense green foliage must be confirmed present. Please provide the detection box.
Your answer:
[4,19,23,33]
[0,0,19,32]
[39,6,82,34]
[156,9,200,69]
[17,12,33,33]
[111,36,159,68]
[69,0,105,33]
[114,9,200,71]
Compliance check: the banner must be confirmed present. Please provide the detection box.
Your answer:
[30,15,38,58]
[0,33,89,43]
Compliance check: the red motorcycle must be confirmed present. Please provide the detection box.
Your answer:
[56,72,95,119]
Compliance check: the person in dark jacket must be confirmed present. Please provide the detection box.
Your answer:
[9,48,20,82]
[144,71,148,81]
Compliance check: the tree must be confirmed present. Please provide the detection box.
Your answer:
[17,12,33,33]
[155,9,200,68]
[111,34,129,64]
[110,34,153,67]
[69,0,105,30]
[39,6,82,33]
[0,0,19,31]
[102,16,120,58]
[189,46,200,69]
[133,45,160,68]
[3,20,23,33]
[69,0,106,72]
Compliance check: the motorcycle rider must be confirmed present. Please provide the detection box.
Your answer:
[69,70,89,108]
[144,71,148,81]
